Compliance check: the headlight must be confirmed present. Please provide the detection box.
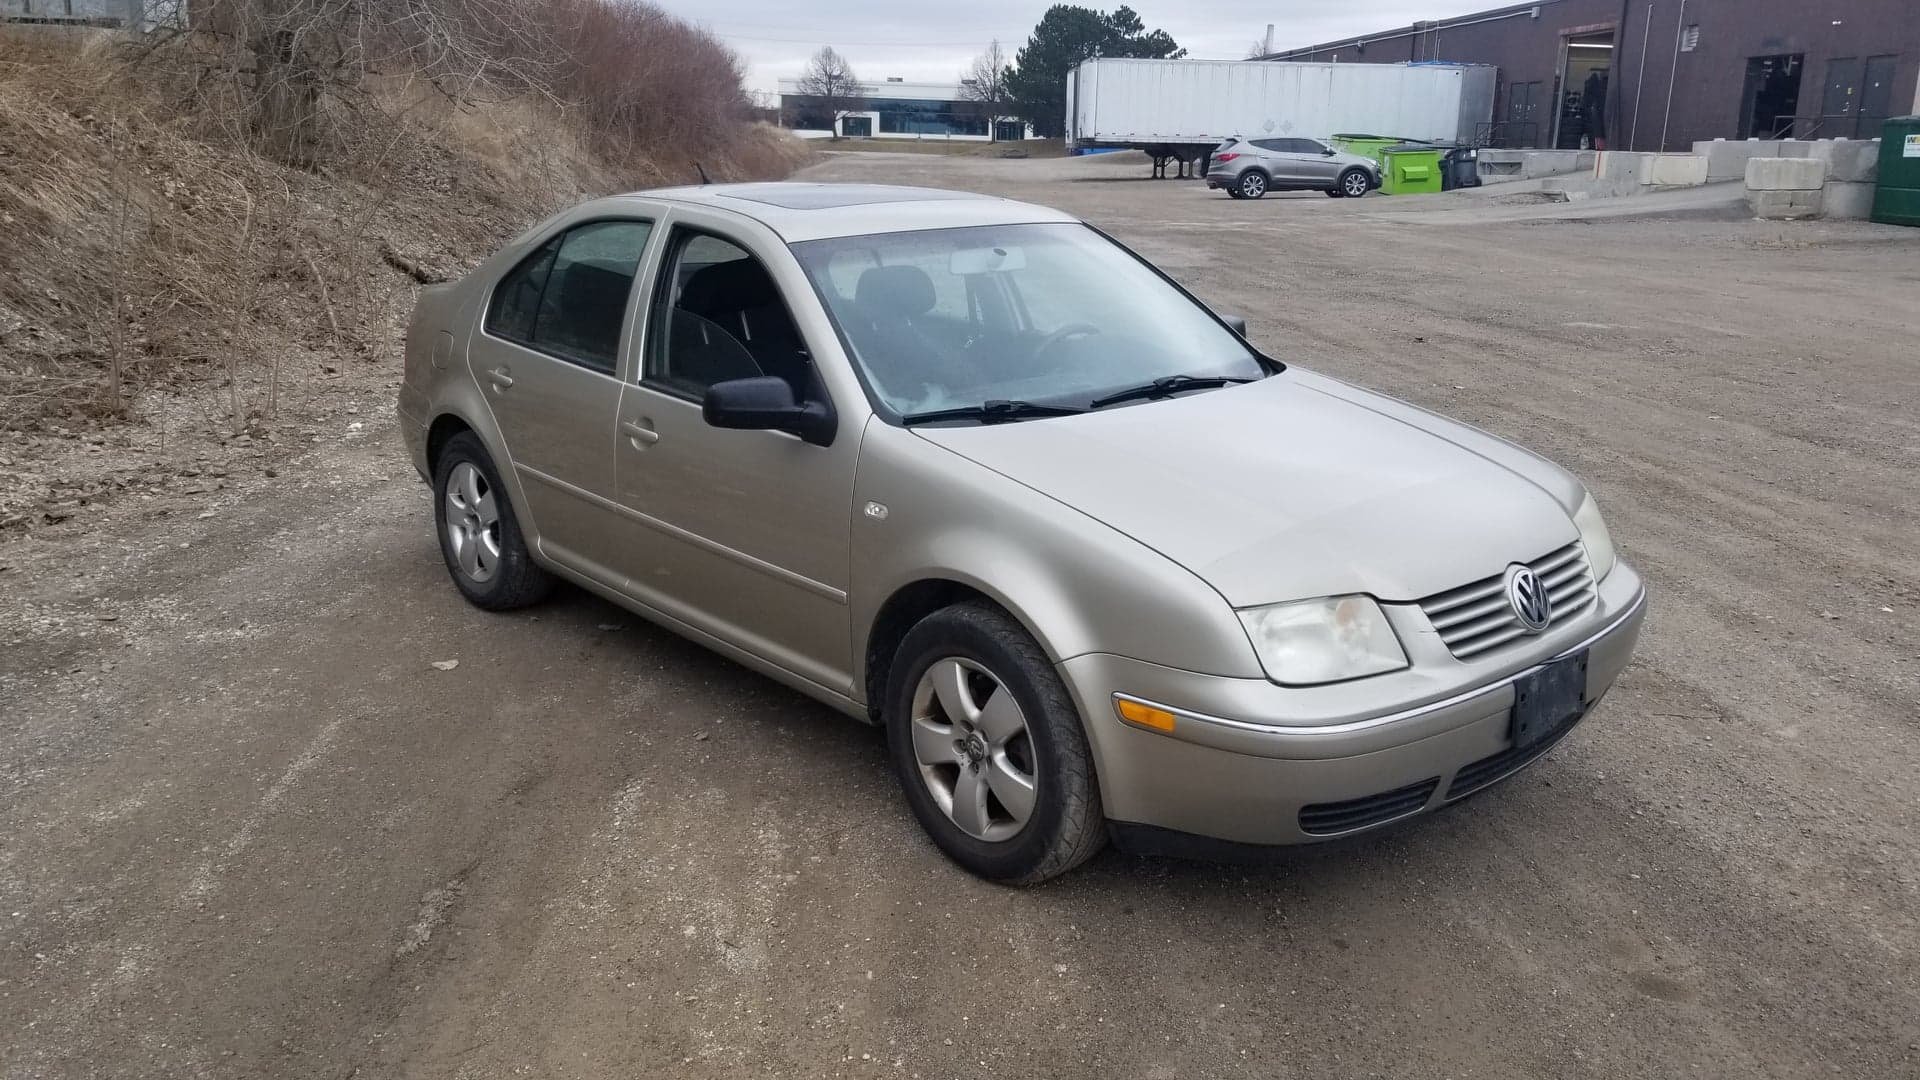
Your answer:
[1237,595,1408,686]
[1573,492,1616,581]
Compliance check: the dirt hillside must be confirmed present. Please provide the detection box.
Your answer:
[0,26,810,535]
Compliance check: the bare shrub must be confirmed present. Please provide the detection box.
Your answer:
[0,6,807,434]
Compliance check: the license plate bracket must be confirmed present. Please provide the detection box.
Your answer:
[1510,651,1589,750]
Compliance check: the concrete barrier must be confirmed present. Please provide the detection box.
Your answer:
[1476,149,1595,184]
[1746,157,1826,219]
[1746,157,1827,191]
[1693,139,1783,182]
[1822,182,1877,220]
[1595,152,1709,188]
[1806,140,1880,184]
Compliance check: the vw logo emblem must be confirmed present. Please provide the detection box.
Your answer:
[1505,565,1553,632]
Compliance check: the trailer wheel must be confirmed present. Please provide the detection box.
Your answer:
[1236,171,1268,199]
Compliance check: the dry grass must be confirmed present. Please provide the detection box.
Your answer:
[0,16,810,433]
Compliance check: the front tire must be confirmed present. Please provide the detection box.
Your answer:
[1339,168,1372,199]
[1237,170,1269,199]
[433,431,552,610]
[885,602,1106,883]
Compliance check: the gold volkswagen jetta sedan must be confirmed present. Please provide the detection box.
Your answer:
[397,183,1646,883]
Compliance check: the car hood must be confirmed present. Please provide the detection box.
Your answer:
[913,370,1582,607]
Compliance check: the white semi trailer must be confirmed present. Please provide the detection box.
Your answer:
[1066,58,1497,175]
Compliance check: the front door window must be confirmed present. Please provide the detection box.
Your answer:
[645,230,820,405]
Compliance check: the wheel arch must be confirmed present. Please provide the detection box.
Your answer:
[426,412,476,474]
[860,577,1049,725]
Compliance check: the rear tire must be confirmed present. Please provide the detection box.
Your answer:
[1236,170,1269,199]
[1226,187,1247,200]
[1339,168,1372,199]
[433,431,553,611]
[1325,188,1344,198]
[885,602,1106,884]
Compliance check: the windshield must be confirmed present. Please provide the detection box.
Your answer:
[790,223,1266,420]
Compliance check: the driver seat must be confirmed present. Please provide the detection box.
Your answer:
[854,265,953,394]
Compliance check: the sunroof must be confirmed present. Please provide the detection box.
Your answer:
[716,184,985,210]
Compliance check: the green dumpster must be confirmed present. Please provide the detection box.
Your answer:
[1329,133,1410,168]
[1380,145,1444,195]
[1871,116,1920,227]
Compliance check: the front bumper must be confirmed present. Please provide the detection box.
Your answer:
[1062,561,1646,847]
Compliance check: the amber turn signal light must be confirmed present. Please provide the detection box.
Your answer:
[1115,697,1177,733]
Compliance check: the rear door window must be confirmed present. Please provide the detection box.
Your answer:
[485,219,654,374]
[485,236,560,344]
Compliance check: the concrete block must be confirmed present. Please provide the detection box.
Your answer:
[1694,139,1782,182]
[1807,139,1880,183]
[1746,157,1826,191]
[1597,152,1708,187]
[1476,149,1595,184]
[1749,188,1823,220]
[1822,181,1877,220]
[1645,154,1709,186]
[1594,151,1646,183]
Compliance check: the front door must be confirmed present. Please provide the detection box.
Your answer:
[1292,138,1342,184]
[611,220,858,694]
[468,217,655,583]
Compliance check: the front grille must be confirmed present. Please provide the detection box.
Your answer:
[1299,777,1440,835]
[1445,709,1586,800]
[1417,542,1595,660]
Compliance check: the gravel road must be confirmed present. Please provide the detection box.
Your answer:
[3,151,1917,1079]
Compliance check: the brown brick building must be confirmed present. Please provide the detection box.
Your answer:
[1260,0,1920,151]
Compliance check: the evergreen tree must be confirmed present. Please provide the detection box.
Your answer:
[1004,5,1184,138]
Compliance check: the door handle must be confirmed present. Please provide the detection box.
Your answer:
[621,419,660,446]
[487,367,514,390]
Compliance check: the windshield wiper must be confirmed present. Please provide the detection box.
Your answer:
[1088,373,1261,410]
[900,399,1086,427]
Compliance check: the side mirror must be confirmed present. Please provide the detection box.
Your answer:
[1219,313,1249,337]
[703,376,836,447]
[1322,147,1337,156]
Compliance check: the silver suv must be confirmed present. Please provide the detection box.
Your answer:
[1206,136,1381,200]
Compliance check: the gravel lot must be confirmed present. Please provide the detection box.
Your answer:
[3,151,1918,1079]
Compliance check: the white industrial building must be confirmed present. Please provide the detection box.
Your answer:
[777,76,1034,142]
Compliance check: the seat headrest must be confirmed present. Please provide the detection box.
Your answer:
[681,257,779,316]
[855,265,936,317]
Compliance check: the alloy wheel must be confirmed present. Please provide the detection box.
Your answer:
[444,461,502,583]
[1241,173,1266,198]
[1344,171,1369,197]
[909,657,1039,842]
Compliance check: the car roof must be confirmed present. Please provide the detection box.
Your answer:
[611,183,1080,243]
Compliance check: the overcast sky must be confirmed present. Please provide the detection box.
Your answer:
[652,1,1501,93]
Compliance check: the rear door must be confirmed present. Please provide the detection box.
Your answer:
[467,217,655,584]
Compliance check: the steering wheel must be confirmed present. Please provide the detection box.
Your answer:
[1034,322,1102,359]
